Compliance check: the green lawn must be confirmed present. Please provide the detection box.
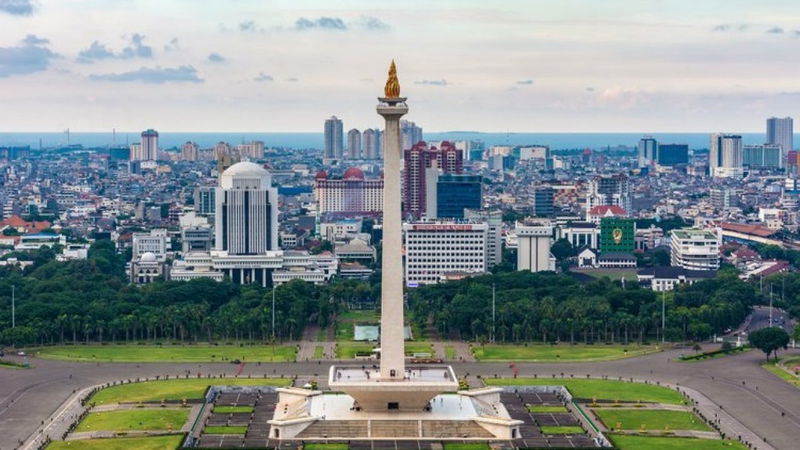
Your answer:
[472,344,659,362]
[335,342,433,359]
[313,345,324,359]
[76,409,189,432]
[0,360,28,369]
[595,409,710,432]
[609,435,747,450]
[305,445,349,450]
[527,405,568,413]
[540,425,584,434]
[203,425,248,434]
[34,344,296,363]
[213,405,254,414]
[46,435,185,450]
[484,378,685,404]
[442,444,489,450]
[445,345,456,360]
[89,378,291,405]
[762,361,800,389]
[338,309,380,322]
[574,269,638,281]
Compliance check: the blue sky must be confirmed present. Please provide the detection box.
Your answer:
[0,0,798,132]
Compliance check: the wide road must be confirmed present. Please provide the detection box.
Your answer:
[2,346,800,450]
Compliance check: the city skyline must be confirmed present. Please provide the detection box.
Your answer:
[0,1,799,132]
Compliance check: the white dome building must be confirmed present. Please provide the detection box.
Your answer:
[213,161,280,285]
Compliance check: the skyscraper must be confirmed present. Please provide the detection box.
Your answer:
[656,144,688,167]
[586,174,631,213]
[347,128,362,159]
[363,128,377,159]
[533,186,555,217]
[141,129,159,161]
[743,144,782,169]
[324,116,344,159]
[214,161,278,256]
[638,136,657,167]
[181,141,199,161]
[435,174,481,219]
[709,133,743,178]
[400,120,423,150]
[403,141,463,219]
[767,117,793,157]
[236,141,265,159]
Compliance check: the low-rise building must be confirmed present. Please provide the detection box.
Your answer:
[403,221,489,286]
[637,266,716,291]
[670,228,721,271]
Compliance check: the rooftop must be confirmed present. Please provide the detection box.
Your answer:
[672,228,718,240]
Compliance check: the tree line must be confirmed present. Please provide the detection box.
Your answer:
[408,270,759,344]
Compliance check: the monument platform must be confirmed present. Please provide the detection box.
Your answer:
[328,365,459,411]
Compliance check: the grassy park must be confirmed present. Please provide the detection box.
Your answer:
[89,378,290,405]
[484,378,686,404]
[335,342,433,359]
[472,344,660,362]
[46,435,185,450]
[212,405,254,413]
[762,358,800,389]
[595,409,711,432]
[540,425,584,434]
[609,435,747,450]
[33,344,296,363]
[75,409,189,432]
[527,405,568,413]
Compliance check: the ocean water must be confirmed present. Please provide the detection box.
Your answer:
[0,131,783,151]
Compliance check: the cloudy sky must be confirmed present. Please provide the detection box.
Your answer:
[0,0,799,132]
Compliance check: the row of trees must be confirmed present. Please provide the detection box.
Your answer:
[0,240,375,347]
[408,270,758,344]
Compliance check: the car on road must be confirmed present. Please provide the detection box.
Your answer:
[16,351,26,356]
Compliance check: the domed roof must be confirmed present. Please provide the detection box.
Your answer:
[141,252,157,262]
[223,161,269,177]
[343,167,365,180]
[315,170,328,179]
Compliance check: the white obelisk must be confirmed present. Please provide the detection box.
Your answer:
[377,60,408,380]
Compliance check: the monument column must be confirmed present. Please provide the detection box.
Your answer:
[377,60,408,380]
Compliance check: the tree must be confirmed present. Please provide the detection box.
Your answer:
[550,238,575,261]
[793,324,800,344]
[748,327,790,362]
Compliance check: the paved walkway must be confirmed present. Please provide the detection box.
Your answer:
[451,341,475,362]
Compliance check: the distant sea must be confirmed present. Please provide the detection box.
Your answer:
[0,131,785,151]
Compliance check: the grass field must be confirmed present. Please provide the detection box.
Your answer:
[595,409,711,432]
[573,269,638,281]
[335,309,380,341]
[609,435,747,450]
[213,406,254,413]
[527,405,568,413]
[89,378,291,405]
[445,346,456,360]
[472,344,659,362]
[203,425,248,434]
[47,435,185,450]
[313,345,324,359]
[34,344,296,363]
[484,378,686,404]
[442,444,489,450]
[540,425,584,434]
[304,445,349,450]
[762,360,800,389]
[335,342,433,359]
[0,360,28,369]
[76,409,189,432]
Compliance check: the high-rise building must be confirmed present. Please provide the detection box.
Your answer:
[214,161,278,255]
[435,174,481,219]
[465,209,503,268]
[515,221,554,272]
[324,116,344,159]
[195,186,216,216]
[709,187,740,210]
[181,141,199,161]
[362,128,379,159]
[638,136,657,167]
[743,144,782,169]
[656,144,689,167]
[767,117,793,157]
[214,141,232,160]
[128,143,143,161]
[236,141,265,160]
[670,228,720,271]
[403,221,488,285]
[586,174,631,213]
[347,128,362,159]
[140,129,159,161]
[403,141,463,219]
[709,133,743,178]
[533,186,555,217]
[400,120,423,150]
[315,168,383,213]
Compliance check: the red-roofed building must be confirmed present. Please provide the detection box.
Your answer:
[587,205,627,224]
[0,216,52,234]
[315,167,383,214]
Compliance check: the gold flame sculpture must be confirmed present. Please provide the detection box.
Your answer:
[384,60,400,98]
